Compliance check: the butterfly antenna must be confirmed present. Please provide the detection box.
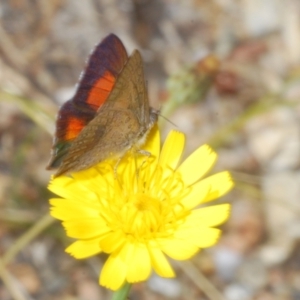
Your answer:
[158,113,177,127]
[153,104,177,127]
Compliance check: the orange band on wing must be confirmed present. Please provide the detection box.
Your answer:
[86,71,116,108]
[65,117,85,140]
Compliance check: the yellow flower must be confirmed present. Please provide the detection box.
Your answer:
[48,126,234,291]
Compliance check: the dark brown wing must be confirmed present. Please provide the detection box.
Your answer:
[47,34,128,170]
[92,50,150,126]
[54,50,151,176]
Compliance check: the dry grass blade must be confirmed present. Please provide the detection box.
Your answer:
[0,259,28,300]
[3,214,55,265]
[0,90,55,135]
[175,261,226,300]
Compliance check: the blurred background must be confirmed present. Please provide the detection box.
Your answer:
[1,0,300,299]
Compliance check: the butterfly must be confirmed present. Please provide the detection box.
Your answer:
[46,34,158,177]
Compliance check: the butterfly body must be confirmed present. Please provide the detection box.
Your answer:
[47,35,158,177]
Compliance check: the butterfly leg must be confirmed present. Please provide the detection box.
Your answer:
[136,149,151,157]
[112,149,151,180]
[113,156,123,178]
[133,149,153,180]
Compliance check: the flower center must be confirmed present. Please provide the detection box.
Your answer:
[134,193,160,213]
[103,162,190,242]
[120,193,163,239]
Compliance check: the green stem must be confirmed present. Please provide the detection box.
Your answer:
[111,282,132,300]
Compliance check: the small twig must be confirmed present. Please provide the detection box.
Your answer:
[0,24,57,95]
[0,91,55,135]
[0,259,28,300]
[3,214,55,265]
[207,96,297,148]
[230,171,262,185]
[175,260,227,300]
[0,61,55,111]
[0,25,27,70]
[0,209,39,223]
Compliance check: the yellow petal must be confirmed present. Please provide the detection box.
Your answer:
[180,180,210,210]
[48,176,73,190]
[100,252,126,290]
[177,145,217,185]
[72,169,110,193]
[175,227,221,248]
[99,230,125,253]
[119,240,135,261]
[185,204,230,228]
[159,238,199,260]
[121,158,138,194]
[148,244,175,277]
[63,219,110,239]
[201,171,234,202]
[159,131,185,170]
[142,124,160,167]
[126,244,151,282]
[48,176,97,203]
[50,199,101,221]
[144,125,160,153]
[119,126,160,183]
[115,241,151,283]
[71,166,101,181]
[65,239,102,258]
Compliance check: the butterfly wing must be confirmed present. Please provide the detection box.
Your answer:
[54,50,154,176]
[47,34,128,169]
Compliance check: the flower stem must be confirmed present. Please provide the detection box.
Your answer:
[111,282,132,300]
